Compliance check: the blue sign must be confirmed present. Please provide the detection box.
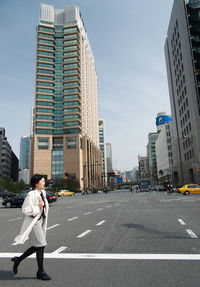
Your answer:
[117,178,123,183]
[156,115,172,126]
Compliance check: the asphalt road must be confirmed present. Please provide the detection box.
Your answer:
[1,190,200,286]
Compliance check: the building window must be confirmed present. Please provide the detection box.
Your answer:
[37,137,49,149]
[66,136,77,149]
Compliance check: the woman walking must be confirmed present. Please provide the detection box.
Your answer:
[11,174,51,280]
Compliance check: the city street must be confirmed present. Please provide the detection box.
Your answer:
[1,191,200,286]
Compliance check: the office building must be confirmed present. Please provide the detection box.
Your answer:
[106,143,113,173]
[148,132,159,184]
[138,155,148,180]
[19,136,30,184]
[156,121,175,185]
[165,0,200,185]
[11,151,19,182]
[0,128,18,180]
[99,119,107,185]
[19,136,30,169]
[30,4,103,189]
[0,128,12,178]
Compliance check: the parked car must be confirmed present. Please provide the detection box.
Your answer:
[178,184,200,195]
[0,190,16,199]
[57,190,75,197]
[46,190,57,203]
[2,190,30,208]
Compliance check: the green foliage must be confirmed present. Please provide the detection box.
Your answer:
[47,177,80,193]
[0,177,30,194]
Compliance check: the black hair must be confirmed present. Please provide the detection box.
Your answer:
[30,174,45,190]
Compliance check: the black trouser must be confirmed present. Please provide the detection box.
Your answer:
[18,246,45,273]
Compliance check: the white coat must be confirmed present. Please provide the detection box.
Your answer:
[12,189,49,245]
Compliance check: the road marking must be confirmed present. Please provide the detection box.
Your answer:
[106,205,112,208]
[2,253,200,260]
[68,216,78,221]
[186,229,198,239]
[47,224,60,230]
[96,220,106,226]
[51,247,68,254]
[115,203,120,206]
[77,230,92,238]
[83,212,92,215]
[8,217,22,222]
[178,219,186,225]
[96,208,103,211]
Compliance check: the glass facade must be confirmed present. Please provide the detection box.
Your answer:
[52,138,63,178]
[54,25,63,135]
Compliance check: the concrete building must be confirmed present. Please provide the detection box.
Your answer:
[148,132,159,185]
[0,128,18,181]
[0,128,12,178]
[99,119,107,185]
[30,4,103,189]
[165,0,200,185]
[106,143,113,173]
[138,155,148,180]
[156,121,175,185]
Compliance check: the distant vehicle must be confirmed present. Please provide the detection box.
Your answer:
[2,190,30,208]
[152,185,165,191]
[57,190,75,197]
[140,179,150,192]
[46,190,57,203]
[178,184,200,195]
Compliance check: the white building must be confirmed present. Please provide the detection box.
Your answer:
[156,121,174,184]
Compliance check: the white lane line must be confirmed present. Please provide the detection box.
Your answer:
[3,253,200,260]
[51,247,68,254]
[178,219,186,225]
[186,229,198,239]
[106,205,112,208]
[83,212,92,215]
[8,217,22,222]
[96,208,103,211]
[68,216,78,221]
[96,220,106,226]
[77,230,92,238]
[115,203,120,206]
[47,224,60,230]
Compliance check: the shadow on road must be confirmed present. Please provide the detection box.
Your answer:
[121,223,188,239]
[0,270,35,280]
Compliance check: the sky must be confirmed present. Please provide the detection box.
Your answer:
[0,0,174,171]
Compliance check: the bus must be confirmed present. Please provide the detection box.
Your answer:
[140,179,150,192]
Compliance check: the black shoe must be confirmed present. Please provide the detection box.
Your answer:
[36,271,52,280]
[11,257,20,274]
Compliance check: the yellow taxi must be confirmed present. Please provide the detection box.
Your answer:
[178,184,200,195]
[57,190,75,197]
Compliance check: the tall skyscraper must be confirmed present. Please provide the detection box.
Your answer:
[99,119,107,184]
[165,0,200,185]
[106,143,113,173]
[19,136,30,169]
[30,4,102,189]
